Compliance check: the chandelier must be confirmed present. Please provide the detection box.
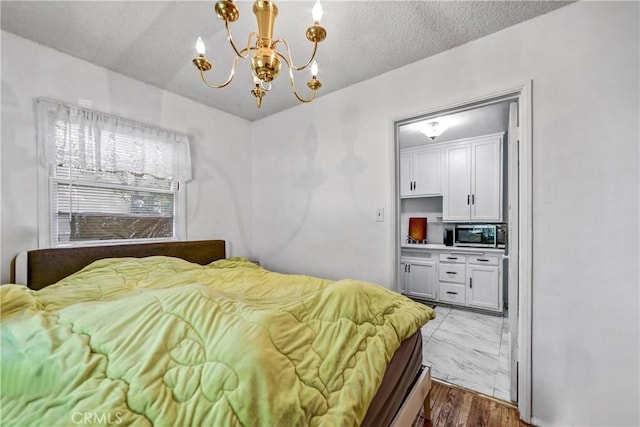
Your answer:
[192,0,327,108]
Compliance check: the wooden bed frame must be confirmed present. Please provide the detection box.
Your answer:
[12,239,432,426]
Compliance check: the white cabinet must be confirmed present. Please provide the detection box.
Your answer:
[467,255,502,311]
[400,147,442,197]
[400,248,503,312]
[467,265,501,310]
[400,257,437,300]
[443,134,503,222]
[438,254,466,305]
[439,282,466,305]
[442,144,471,221]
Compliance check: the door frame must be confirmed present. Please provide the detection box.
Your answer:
[391,81,533,422]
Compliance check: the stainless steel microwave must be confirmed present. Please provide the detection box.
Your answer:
[454,224,497,248]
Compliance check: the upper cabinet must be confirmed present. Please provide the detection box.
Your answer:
[443,133,504,222]
[400,146,442,198]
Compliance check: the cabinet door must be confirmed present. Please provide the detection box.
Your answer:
[399,262,409,294]
[467,265,501,311]
[443,144,471,221]
[400,151,413,197]
[471,138,502,221]
[406,261,437,300]
[413,148,442,196]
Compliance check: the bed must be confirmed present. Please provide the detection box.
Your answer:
[3,240,434,427]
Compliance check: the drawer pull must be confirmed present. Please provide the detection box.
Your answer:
[446,291,458,295]
[477,258,490,262]
[445,271,457,275]
[446,257,458,260]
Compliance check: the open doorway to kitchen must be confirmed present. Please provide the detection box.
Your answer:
[393,85,532,421]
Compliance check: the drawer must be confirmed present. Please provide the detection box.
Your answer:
[438,263,466,283]
[439,283,466,304]
[439,253,465,263]
[468,255,500,266]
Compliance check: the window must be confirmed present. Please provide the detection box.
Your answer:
[36,98,192,247]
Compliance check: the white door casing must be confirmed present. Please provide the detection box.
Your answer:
[393,82,533,422]
[507,100,521,403]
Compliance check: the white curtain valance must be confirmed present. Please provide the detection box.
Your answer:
[36,98,192,183]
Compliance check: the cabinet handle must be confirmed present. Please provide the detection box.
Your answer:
[470,277,473,288]
[467,194,470,205]
[413,181,417,191]
[477,258,490,262]
[472,194,475,204]
[446,257,458,260]
[408,265,411,273]
[446,291,458,295]
[446,271,457,275]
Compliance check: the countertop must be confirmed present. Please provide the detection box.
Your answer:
[401,243,506,254]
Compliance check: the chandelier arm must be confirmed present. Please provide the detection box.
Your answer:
[224,20,259,60]
[277,53,317,103]
[292,88,318,103]
[199,55,241,89]
[273,38,318,71]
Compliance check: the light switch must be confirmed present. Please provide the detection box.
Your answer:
[376,208,384,222]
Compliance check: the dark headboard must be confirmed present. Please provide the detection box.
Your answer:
[20,240,226,290]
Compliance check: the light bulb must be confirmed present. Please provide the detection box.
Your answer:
[196,37,206,55]
[312,0,323,22]
[311,60,318,77]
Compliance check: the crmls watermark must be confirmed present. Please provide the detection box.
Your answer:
[71,412,123,425]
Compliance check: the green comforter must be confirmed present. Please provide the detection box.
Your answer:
[1,257,434,427]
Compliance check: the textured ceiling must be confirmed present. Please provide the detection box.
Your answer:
[1,1,572,122]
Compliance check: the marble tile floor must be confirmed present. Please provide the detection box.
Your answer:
[421,305,512,402]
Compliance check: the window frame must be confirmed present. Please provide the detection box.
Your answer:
[36,101,188,249]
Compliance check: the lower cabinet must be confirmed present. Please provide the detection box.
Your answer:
[467,265,500,309]
[400,256,437,300]
[467,256,502,311]
[400,249,503,313]
[439,282,466,305]
[438,252,467,305]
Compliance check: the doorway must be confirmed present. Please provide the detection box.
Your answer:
[392,84,532,422]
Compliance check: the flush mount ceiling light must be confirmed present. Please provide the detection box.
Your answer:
[418,120,449,140]
[192,0,327,108]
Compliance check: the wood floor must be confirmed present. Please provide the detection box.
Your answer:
[412,379,529,427]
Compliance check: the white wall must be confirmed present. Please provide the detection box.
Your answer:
[252,2,639,426]
[1,31,253,284]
